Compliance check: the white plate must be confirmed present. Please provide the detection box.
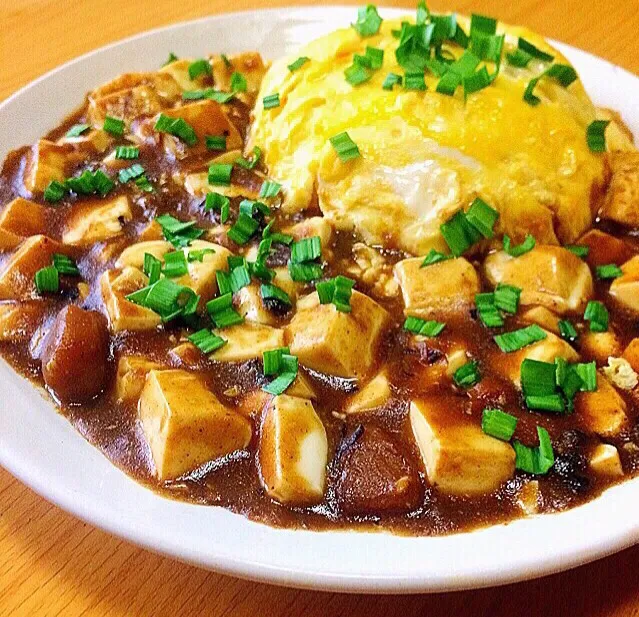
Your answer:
[1,6,639,594]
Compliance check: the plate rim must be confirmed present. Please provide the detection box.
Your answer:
[0,5,638,594]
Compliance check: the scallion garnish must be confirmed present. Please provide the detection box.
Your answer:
[163,52,178,66]
[440,210,481,257]
[115,145,139,160]
[316,275,356,312]
[66,123,90,138]
[584,300,609,332]
[230,264,251,293]
[205,192,231,223]
[345,64,372,86]
[575,361,597,391]
[382,72,403,90]
[206,292,244,329]
[126,278,197,322]
[521,358,557,397]
[352,4,383,37]
[596,263,623,280]
[288,56,310,72]
[205,135,227,151]
[558,319,578,342]
[261,283,292,307]
[587,120,610,153]
[565,244,589,259]
[518,38,554,62]
[494,324,547,353]
[156,214,204,248]
[329,131,361,162]
[103,115,125,136]
[506,48,532,68]
[503,234,535,257]
[188,329,226,354]
[262,350,299,395]
[235,146,262,170]
[465,197,499,239]
[187,248,215,263]
[475,292,504,328]
[154,114,198,146]
[291,236,321,263]
[144,253,162,284]
[403,316,446,337]
[453,360,481,388]
[481,408,517,441]
[523,63,578,106]
[288,262,323,282]
[263,93,281,109]
[52,253,80,276]
[44,180,67,203]
[404,72,427,91]
[230,71,247,93]
[227,212,259,245]
[118,163,145,183]
[162,251,189,278]
[421,249,452,267]
[34,266,59,294]
[208,163,233,186]
[188,59,212,80]
[259,180,282,199]
[65,169,114,197]
[513,426,554,475]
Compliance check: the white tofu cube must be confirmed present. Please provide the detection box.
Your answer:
[575,373,628,437]
[394,257,480,318]
[410,396,515,495]
[286,290,389,379]
[589,443,623,477]
[258,394,328,505]
[345,370,391,413]
[100,268,161,332]
[116,240,173,269]
[236,284,278,325]
[116,355,164,402]
[483,246,594,315]
[0,198,47,238]
[610,256,639,316]
[63,195,132,246]
[139,369,252,480]
[0,301,46,342]
[211,323,285,362]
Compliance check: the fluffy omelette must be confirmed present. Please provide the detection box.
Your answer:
[248,14,606,256]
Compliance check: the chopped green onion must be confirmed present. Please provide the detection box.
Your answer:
[345,64,372,86]
[163,52,178,66]
[229,265,251,293]
[205,135,227,151]
[465,197,499,239]
[382,72,403,90]
[494,324,546,353]
[440,210,481,257]
[518,38,554,62]
[403,316,446,337]
[66,123,90,138]
[103,115,125,136]
[291,236,321,263]
[575,361,597,392]
[118,163,145,183]
[329,131,361,162]
[514,426,554,474]
[521,359,556,397]
[144,253,162,284]
[206,292,243,328]
[470,13,497,36]
[587,120,610,153]
[558,319,579,342]
[404,72,427,91]
[506,48,532,68]
[212,307,244,328]
[288,56,310,72]
[436,71,462,96]
[134,175,154,193]
[352,4,383,37]
[315,275,355,313]
[263,93,281,109]
[288,261,323,282]
[503,234,535,257]
[261,284,292,307]
[230,71,247,93]
[93,170,115,197]
[154,114,197,146]
[52,253,80,276]
[235,146,262,170]
[188,329,226,354]
[453,360,481,388]
[187,248,215,263]
[44,180,66,203]
[525,394,565,413]
[208,163,233,186]
[64,169,114,197]
[262,352,299,395]
[208,90,235,104]
[262,347,291,375]
[126,278,195,322]
[584,300,609,332]
[221,54,232,68]
[463,66,493,98]
[227,212,259,245]
[188,59,212,80]
[365,46,384,69]
[482,409,517,441]
[471,33,504,63]
[475,292,504,328]
[421,249,452,267]
[156,214,203,248]
[115,145,139,159]
[494,283,521,314]
[596,263,623,280]
[34,266,59,294]
[259,180,281,199]
[216,271,232,296]
[523,63,578,106]
[205,192,231,223]
[162,251,188,278]
[565,244,589,259]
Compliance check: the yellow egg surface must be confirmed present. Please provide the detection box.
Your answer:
[248,15,607,256]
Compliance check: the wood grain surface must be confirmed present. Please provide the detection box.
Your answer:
[1,1,638,615]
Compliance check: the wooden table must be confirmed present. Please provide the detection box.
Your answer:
[1,0,638,614]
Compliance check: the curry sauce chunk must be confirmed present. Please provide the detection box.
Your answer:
[139,369,252,480]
